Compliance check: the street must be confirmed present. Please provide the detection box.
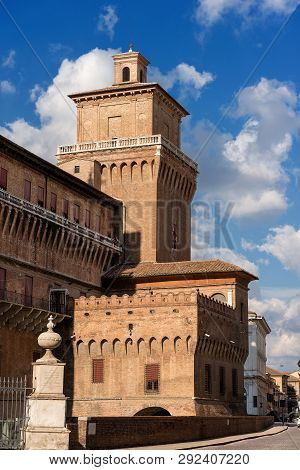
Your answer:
[201,426,300,450]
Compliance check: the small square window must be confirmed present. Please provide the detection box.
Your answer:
[74,166,80,174]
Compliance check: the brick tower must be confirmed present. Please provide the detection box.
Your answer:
[57,47,197,263]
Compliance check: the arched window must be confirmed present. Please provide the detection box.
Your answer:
[211,293,226,303]
[139,69,144,83]
[122,67,130,82]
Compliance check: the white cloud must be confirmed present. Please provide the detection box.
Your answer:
[249,295,300,370]
[0,48,118,161]
[195,0,300,26]
[0,80,15,94]
[49,43,72,56]
[29,84,43,102]
[149,63,214,99]
[0,48,214,161]
[2,49,16,68]
[248,225,300,276]
[184,78,300,219]
[97,5,118,39]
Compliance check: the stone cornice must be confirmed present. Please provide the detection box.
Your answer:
[69,82,189,118]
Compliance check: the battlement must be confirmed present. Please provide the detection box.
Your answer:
[75,291,234,316]
[197,292,234,315]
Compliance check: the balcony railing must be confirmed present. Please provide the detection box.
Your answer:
[0,188,122,253]
[0,289,71,315]
[57,134,198,171]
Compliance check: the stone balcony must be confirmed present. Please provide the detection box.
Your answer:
[57,134,198,172]
[0,289,69,334]
[0,188,122,254]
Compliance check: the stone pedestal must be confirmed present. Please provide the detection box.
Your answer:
[25,316,70,450]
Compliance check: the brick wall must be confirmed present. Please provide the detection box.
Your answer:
[68,415,274,449]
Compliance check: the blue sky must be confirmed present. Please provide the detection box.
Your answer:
[0,0,300,371]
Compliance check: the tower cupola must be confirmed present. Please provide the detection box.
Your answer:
[112,43,149,85]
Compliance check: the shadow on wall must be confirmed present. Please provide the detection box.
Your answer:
[123,231,141,264]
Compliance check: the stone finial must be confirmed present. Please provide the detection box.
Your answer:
[37,315,62,363]
[129,40,133,52]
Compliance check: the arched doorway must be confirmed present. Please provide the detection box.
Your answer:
[134,407,171,416]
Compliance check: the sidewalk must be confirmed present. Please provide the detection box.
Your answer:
[127,425,288,450]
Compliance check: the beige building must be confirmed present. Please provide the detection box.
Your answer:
[244,312,271,415]
[57,48,257,418]
[287,371,300,397]
[266,366,289,417]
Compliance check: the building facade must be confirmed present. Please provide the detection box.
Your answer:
[244,312,271,415]
[56,48,257,418]
[57,50,197,264]
[1,46,258,418]
[0,136,122,377]
[266,366,289,418]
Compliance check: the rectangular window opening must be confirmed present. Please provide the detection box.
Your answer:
[232,368,238,398]
[85,209,91,229]
[74,204,80,224]
[24,180,31,202]
[92,358,104,383]
[219,366,225,396]
[145,364,160,393]
[204,364,212,394]
[0,268,6,300]
[24,275,33,307]
[63,199,69,219]
[37,186,45,207]
[50,193,57,213]
[0,168,8,191]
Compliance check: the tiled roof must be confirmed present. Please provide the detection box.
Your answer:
[104,260,257,280]
[266,366,290,376]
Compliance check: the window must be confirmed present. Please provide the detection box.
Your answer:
[139,69,144,83]
[24,276,33,306]
[204,364,212,394]
[232,368,238,398]
[49,289,67,315]
[211,293,226,303]
[85,209,91,229]
[219,366,225,395]
[74,204,80,224]
[172,224,178,249]
[50,193,57,213]
[0,168,7,190]
[122,66,130,82]
[92,358,104,383]
[240,302,244,322]
[63,199,69,219]
[253,395,257,408]
[0,268,6,300]
[37,186,45,207]
[95,215,101,233]
[145,364,159,393]
[24,180,31,201]
[74,165,80,174]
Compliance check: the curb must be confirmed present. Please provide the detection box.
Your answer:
[128,426,288,450]
[178,426,288,450]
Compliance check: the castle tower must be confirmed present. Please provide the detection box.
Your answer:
[57,47,197,263]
